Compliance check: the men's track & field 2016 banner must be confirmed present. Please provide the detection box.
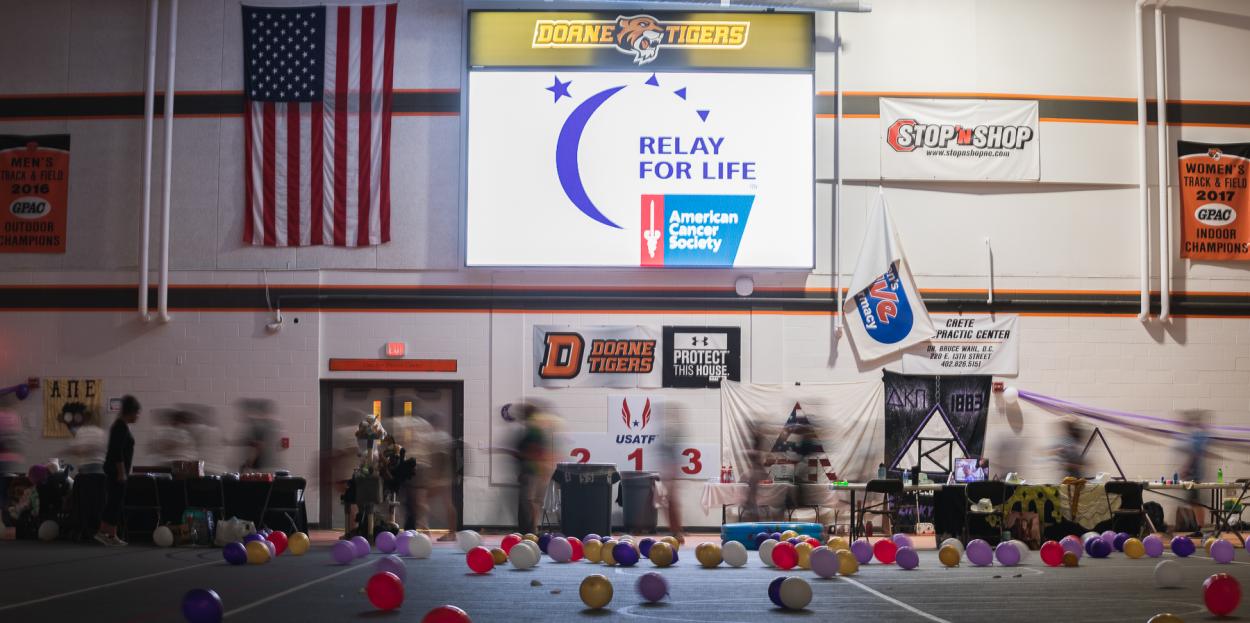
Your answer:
[465,11,814,268]
[1,135,70,253]
[1178,141,1250,261]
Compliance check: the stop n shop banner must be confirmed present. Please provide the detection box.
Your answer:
[533,325,662,388]
[880,98,1039,181]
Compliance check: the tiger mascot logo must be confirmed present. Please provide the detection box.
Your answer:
[615,15,665,65]
[1209,148,1223,160]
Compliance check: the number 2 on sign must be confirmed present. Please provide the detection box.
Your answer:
[570,448,590,464]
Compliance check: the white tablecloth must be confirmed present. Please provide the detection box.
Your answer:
[699,482,840,514]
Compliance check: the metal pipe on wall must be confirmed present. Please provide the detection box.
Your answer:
[157,0,178,323]
[1154,0,1171,321]
[1135,0,1149,322]
[833,12,844,335]
[138,0,158,322]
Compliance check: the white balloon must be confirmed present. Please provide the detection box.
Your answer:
[455,530,481,553]
[510,542,539,569]
[1011,540,1029,561]
[1003,387,1020,403]
[759,539,779,567]
[779,577,813,610]
[940,538,964,554]
[1153,560,1182,588]
[408,532,432,559]
[518,539,541,560]
[37,520,59,542]
[153,526,174,548]
[722,540,748,568]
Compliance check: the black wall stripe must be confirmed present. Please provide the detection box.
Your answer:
[2,286,1248,317]
[2,92,1248,126]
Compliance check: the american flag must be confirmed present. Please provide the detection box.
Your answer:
[242,3,396,247]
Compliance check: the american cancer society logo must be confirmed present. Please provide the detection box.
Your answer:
[532,15,750,66]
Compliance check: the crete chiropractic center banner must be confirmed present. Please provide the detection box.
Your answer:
[466,11,814,268]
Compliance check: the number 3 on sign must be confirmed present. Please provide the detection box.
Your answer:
[681,448,702,475]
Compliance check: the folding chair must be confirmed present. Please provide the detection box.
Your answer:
[262,477,307,534]
[184,476,225,521]
[1104,480,1146,536]
[122,474,164,541]
[857,479,903,537]
[963,480,1007,545]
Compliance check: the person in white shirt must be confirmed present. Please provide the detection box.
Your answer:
[64,408,108,541]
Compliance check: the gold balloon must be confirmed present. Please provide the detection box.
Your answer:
[695,542,722,568]
[1123,538,1145,559]
[579,574,614,609]
[649,541,674,567]
[835,550,858,576]
[661,536,680,551]
[246,540,270,565]
[601,540,618,566]
[938,544,961,567]
[1147,614,1185,623]
[583,540,602,564]
[780,530,798,541]
[287,531,310,556]
[795,542,813,570]
[491,547,509,565]
[827,537,848,551]
[1204,537,1217,554]
[1062,552,1079,567]
[523,533,538,543]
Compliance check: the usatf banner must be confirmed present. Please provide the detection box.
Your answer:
[43,378,102,438]
[1179,141,1250,260]
[880,98,1039,181]
[1,135,70,253]
[534,325,662,388]
[902,315,1019,376]
[883,371,989,473]
[662,326,741,388]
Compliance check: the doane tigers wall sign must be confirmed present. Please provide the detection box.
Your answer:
[534,325,662,388]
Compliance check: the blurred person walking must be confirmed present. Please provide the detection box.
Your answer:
[96,395,140,546]
[64,406,107,540]
[236,399,278,471]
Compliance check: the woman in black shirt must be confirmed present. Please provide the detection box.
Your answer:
[96,395,139,546]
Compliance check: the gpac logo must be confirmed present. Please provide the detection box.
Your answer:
[853,264,915,345]
[532,14,750,66]
[9,197,50,219]
[886,118,1035,152]
[1195,204,1236,227]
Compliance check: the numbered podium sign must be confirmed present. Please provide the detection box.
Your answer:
[558,432,718,480]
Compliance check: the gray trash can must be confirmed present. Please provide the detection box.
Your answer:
[554,463,619,539]
[619,471,660,533]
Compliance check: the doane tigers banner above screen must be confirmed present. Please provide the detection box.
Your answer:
[466,11,814,268]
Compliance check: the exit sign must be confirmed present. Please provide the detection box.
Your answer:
[385,342,406,357]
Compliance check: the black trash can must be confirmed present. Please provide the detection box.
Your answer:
[619,471,660,533]
[553,463,619,539]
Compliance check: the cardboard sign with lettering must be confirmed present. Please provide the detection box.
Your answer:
[1179,141,1250,260]
[43,378,102,438]
[662,326,741,388]
[1,135,70,253]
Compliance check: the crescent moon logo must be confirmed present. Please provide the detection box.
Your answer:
[555,85,627,229]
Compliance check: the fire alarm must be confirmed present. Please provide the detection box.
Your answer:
[385,342,405,357]
[992,382,1005,393]
[280,437,290,450]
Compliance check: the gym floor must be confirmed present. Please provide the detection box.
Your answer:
[0,532,1245,622]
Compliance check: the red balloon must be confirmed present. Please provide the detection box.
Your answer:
[772,542,798,570]
[568,537,584,562]
[873,539,898,564]
[1039,541,1063,567]
[466,546,495,574]
[366,572,404,611]
[265,531,288,556]
[500,534,522,554]
[805,537,821,549]
[422,605,472,623]
[1204,573,1242,617]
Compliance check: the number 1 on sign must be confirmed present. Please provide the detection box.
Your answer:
[626,447,643,471]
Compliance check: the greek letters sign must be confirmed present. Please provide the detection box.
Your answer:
[662,326,741,388]
[1,135,70,253]
[901,315,1019,376]
[1179,141,1250,260]
[534,325,662,388]
[880,99,1039,181]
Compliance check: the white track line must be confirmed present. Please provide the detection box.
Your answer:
[224,560,373,618]
[0,560,219,612]
[836,576,953,623]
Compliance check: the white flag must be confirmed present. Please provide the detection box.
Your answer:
[842,192,936,362]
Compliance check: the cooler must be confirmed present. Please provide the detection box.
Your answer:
[720,521,824,550]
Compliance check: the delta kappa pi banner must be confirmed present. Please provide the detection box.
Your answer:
[842,192,936,362]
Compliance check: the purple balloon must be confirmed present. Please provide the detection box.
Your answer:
[995,541,1020,566]
[613,542,640,567]
[538,533,552,554]
[584,533,602,543]
[263,540,276,559]
[375,554,406,581]
[351,535,371,558]
[332,540,356,565]
[892,533,913,549]
[223,542,247,565]
[1142,534,1164,558]
[1211,539,1235,564]
[767,577,785,608]
[850,539,873,564]
[966,539,993,566]
[395,533,412,557]
[770,532,783,542]
[1088,538,1112,558]
[638,537,656,558]
[548,537,573,562]
[1060,537,1084,559]
[181,589,223,623]
[787,537,801,546]
[1112,532,1129,552]
[810,547,839,578]
[636,572,669,602]
[1100,530,1116,547]
[242,533,265,544]
[376,531,396,554]
[670,548,679,564]
[896,546,920,570]
[1170,536,1195,557]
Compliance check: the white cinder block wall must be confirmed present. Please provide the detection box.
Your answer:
[2,0,1250,527]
